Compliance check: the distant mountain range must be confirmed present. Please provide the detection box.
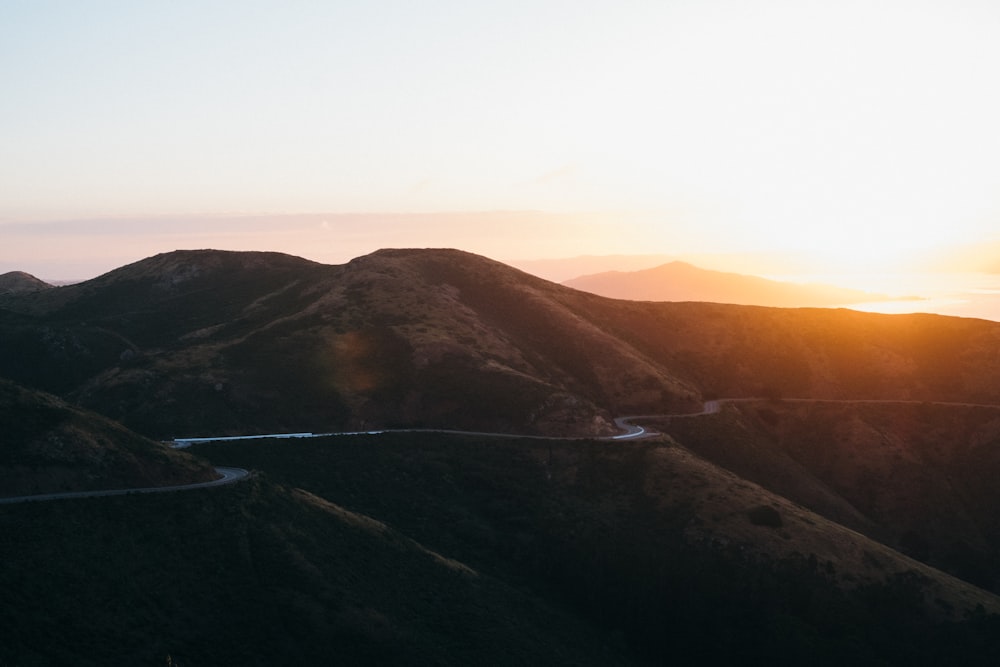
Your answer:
[512,242,1000,283]
[4,248,1000,664]
[563,260,907,307]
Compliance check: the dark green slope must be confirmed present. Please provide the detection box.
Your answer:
[0,377,215,497]
[0,250,330,395]
[0,249,701,438]
[4,432,999,667]
[0,477,642,667]
[2,249,1000,665]
[192,432,1000,667]
[662,400,1000,594]
[4,248,1000,440]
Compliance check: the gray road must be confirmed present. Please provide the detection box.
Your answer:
[12,395,995,504]
[0,466,249,505]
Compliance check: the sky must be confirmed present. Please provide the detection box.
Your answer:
[4,0,1000,279]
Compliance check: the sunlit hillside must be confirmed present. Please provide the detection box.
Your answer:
[6,1,1000,664]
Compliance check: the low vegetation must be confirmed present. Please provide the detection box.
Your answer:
[7,249,1000,441]
[0,476,643,666]
[0,378,214,497]
[660,400,1000,594]
[3,249,1000,664]
[181,432,999,665]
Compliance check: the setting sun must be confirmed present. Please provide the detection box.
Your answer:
[3,0,1000,320]
[7,4,1000,663]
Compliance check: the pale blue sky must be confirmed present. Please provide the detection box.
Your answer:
[4,1,1000,277]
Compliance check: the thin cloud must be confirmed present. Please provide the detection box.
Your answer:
[407,179,435,194]
[530,164,577,187]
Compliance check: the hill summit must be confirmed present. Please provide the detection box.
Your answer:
[4,249,1000,664]
[3,248,1000,441]
[0,271,51,296]
[0,377,215,497]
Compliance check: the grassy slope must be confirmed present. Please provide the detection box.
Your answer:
[189,433,1000,666]
[3,250,1000,663]
[0,477,642,667]
[661,400,1000,593]
[0,378,215,496]
[4,249,1000,440]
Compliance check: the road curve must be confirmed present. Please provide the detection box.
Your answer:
[611,399,721,439]
[11,396,999,505]
[0,466,250,505]
[174,403,724,448]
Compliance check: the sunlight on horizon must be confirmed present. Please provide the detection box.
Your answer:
[3,1,1000,289]
[764,270,1000,322]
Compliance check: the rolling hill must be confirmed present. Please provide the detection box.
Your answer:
[2,248,1000,441]
[563,260,900,307]
[0,271,52,296]
[4,248,1000,664]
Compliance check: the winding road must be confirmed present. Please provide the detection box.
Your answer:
[1,403,691,504]
[0,466,250,505]
[7,396,1000,504]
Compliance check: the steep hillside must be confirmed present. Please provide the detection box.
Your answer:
[596,300,1000,402]
[3,248,1000,440]
[3,249,1000,664]
[659,400,1000,593]
[0,377,215,497]
[0,477,642,667]
[563,261,896,307]
[190,432,1000,665]
[0,249,700,437]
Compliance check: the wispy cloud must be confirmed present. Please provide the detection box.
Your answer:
[531,164,578,187]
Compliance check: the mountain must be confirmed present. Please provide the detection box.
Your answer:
[509,254,677,282]
[0,249,701,438]
[0,377,216,497]
[510,251,843,282]
[3,248,1000,664]
[563,260,900,307]
[0,271,52,296]
[2,248,1000,442]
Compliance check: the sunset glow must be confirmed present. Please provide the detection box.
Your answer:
[3,1,1000,294]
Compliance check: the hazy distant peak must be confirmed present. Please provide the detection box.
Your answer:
[0,271,52,295]
[654,260,699,271]
[564,261,890,308]
[509,254,678,282]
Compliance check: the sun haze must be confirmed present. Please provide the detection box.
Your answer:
[3,1,1000,279]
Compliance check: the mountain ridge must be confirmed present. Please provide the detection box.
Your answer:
[4,248,1000,663]
[3,248,1000,439]
[563,260,902,307]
